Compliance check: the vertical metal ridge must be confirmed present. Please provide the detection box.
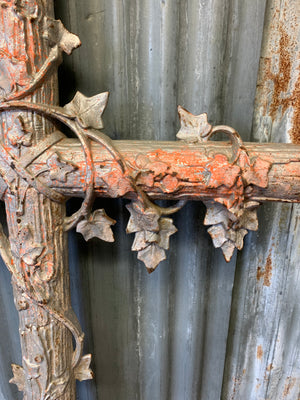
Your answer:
[221,0,267,139]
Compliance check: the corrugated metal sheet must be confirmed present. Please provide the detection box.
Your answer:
[0,0,299,399]
[223,2,300,399]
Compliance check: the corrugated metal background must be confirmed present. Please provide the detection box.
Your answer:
[0,0,299,399]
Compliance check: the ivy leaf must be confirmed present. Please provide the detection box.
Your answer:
[204,154,241,189]
[74,354,94,382]
[43,18,81,55]
[204,201,259,262]
[131,231,159,251]
[204,202,233,227]
[47,152,77,183]
[10,364,25,392]
[226,228,248,250]
[64,91,109,129]
[220,241,236,262]
[76,209,116,242]
[237,208,258,231]
[157,218,178,249]
[126,201,160,233]
[176,106,212,143]
[242,157,271,188]
[126,200,177,272]
[137,244,167,273]
[207,224,228,248]
[131,219,176,252]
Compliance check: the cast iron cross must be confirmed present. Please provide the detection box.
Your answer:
[0,1,299,399]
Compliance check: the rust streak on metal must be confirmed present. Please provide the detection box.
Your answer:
[265,26,293,121]
[283,377,296,397]
[257,345,263,360]
[258,4,300,144]
[257,250,273,287]
[264,253,273,287]
[266,363,273,372]
[290,68,300,144]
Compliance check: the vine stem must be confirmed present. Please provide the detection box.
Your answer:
[0,100,187,219]
[0,221,85,370]
[0,97,188,371]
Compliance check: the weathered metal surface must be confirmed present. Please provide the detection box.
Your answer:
[53,1,297,399]
[24,139,300,203]
[0,1,91,399]
[52,2,266,396]
[2,89,299,271]
[1,0,299,400]
[222,1,300,399]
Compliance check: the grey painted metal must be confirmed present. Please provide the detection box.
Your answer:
[0,0,299,399]
[222,1,300,399]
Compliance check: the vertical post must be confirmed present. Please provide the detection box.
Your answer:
[0,1,81,398]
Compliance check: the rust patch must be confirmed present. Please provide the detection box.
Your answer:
[283,377,296,397]
[230,375,243,400]
[264,253,273,286]
[289,68,300,144]
[257,345,263,360]
[266,363,273,372]
[257,266,263,281]
[261,23,300,144]
[267,28,292,121]
[256,250,273,287]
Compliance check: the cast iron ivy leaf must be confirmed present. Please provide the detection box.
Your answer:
[204,201,259,262]
[136,218,177,273]
[137,244,166,273]
[242,157,271,188]
[74,354,94,382]
[64,91,109,129]
[76,209,116,242]
[43,17,81,55]
[176,106,212,143]
[47,152,77,183]
[126,201,160,233]
[126,200,177,273]
[131,218,177,252]
[10,364,25,392]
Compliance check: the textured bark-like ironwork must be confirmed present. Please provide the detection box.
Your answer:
[0,1,299,399]
[0,2,88,399]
